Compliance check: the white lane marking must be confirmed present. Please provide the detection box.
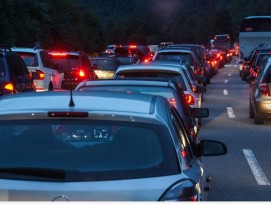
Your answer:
[227,107,235,118]
[243,149,270,185]
[225,79,228,83]
[223,89,228,95]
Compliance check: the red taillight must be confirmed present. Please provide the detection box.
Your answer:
[259,83,270,96]
[167,97,177,108]
[181,150,187,158]
[144,58,149,62]
[4,83,14,92]
[50,53,67,57]
[79,69,85,77]
[185,94,195,105]
[35,70,45,80]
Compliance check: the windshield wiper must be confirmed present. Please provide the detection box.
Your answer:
[0,167,66,180]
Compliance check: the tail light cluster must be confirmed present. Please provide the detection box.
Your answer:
[34,70,45,80]
[259,83,270,96]
[159,179,199,201]
[4,83,14,94]
[185,94,195,105]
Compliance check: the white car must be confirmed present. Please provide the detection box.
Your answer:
[0,91,227,201]
[12,47,63,91]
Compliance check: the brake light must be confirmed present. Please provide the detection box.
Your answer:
[259,83,270,96]
[79,69,85,77]
[144,58,149,62]
[50,53,67,57]
[167,97,177,108]
[185,94,195,105]
[4,83,14,92]
[129,45,137,49]
[36,70,45,80]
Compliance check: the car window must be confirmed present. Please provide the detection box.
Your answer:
[263,65,271,82]
[155,52,194,65]
[92,59,116,71]
[40,51,54,68]
[115,70,180,79]
[0,57,6,77]
[0,119,179,181]
[51,55,80,71]
[170,108,195,165]
[6,53,29,78]
[17,52,38,67]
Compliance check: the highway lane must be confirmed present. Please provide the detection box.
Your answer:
[200,57,271,201]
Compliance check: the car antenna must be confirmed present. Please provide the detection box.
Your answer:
[69,89,75,107]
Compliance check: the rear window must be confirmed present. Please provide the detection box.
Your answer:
[155,52,194,66]
[91,59,116,71]
[80,85,177,101]
[0,119,179,182]
[50,55,80,71]
[17,52,38,66]
[115,71,187,91]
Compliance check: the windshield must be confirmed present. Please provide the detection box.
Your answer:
[0,119,178,181]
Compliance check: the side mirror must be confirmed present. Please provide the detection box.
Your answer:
[197,76,207,84]
[197,140,227,157]
[192,107,209,118]
[195,85,206,93]
[246,75,256,83]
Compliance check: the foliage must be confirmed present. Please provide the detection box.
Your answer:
[1,0,271,52]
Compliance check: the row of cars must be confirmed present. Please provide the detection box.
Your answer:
[238,45,271,124]
[0,43,230,201]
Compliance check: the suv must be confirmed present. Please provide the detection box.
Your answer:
[49,51,98,90]
[11,47,63,91]
[0,47,36,96]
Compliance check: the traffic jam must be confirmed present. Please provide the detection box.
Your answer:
[0,14,271,201]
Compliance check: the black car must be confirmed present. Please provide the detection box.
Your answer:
[49,51,98,90]
[0,47,36,96]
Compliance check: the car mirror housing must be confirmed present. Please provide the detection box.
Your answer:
[198,140,227,157]
[192,107,209,118]
[195,85,206,93]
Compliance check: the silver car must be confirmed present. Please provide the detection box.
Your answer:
[0,91,226,201]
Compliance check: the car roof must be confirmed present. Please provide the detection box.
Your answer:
[11,47,44,53]
[0,91,169,124]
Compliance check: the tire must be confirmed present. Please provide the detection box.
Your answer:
[249,101,254,119]
[254,111,264,124]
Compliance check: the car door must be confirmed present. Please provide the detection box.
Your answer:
[169,107,207,200]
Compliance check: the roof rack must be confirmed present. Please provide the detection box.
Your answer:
[0,44,12,51]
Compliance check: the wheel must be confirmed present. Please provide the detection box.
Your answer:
[254,111,264,124]
[249,101,254,119]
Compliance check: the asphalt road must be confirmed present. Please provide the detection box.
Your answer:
[200,56,271,201]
